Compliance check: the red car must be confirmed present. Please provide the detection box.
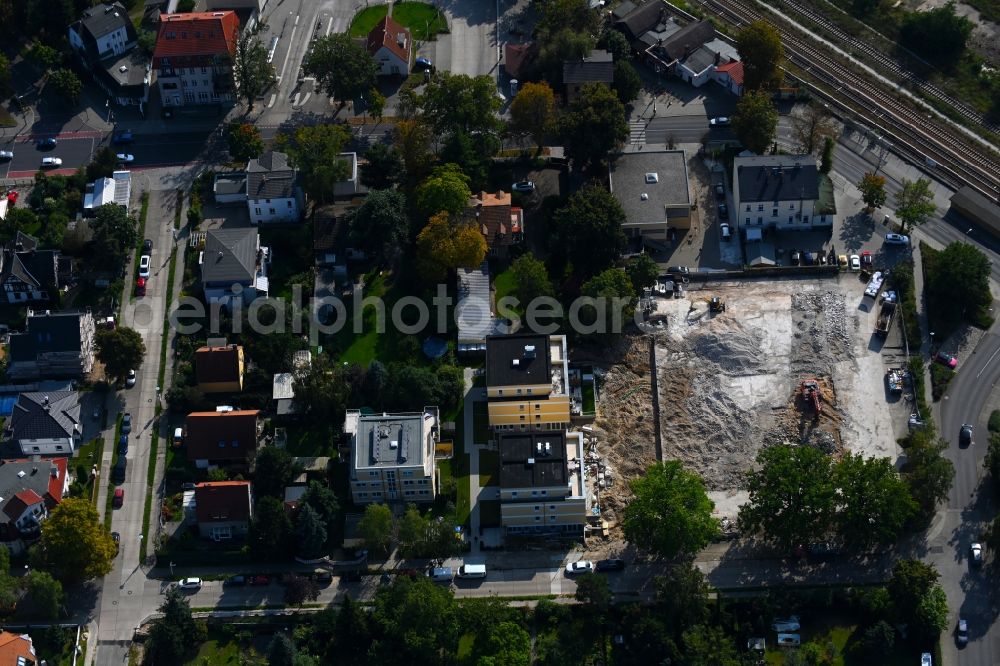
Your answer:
[113,488,124,508]
[249,575,269,586]
[860,251,873,270]
[935,352,958,369]
[6,191,17,205]
[135,277,146,296]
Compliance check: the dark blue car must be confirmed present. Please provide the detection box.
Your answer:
[112,130,134,144]
[119,434,128,456]
[36,137,57,149]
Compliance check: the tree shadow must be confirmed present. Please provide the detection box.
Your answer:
[838,211,876,254]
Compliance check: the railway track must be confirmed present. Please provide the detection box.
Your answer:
[696,0,1000,200]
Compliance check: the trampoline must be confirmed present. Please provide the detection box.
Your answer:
[0,394,17,416]
[422,337,448,359]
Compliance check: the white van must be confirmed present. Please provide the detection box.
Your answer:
[429,567,453,582]
[457,564,487,579]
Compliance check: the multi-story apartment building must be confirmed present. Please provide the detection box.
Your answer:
[733,155,835,231]
[6,310,96,381]
[152,11,239,107]
[485,333,570,432]
[345,408,440,505]
[498,430,587,536]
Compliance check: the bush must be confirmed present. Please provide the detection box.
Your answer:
[892,260,921,347]
[930,364,955,401]
[989,410,1000,433]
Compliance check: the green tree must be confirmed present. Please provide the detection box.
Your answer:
[415,212,487,281]
[48,68,82,103]
[294,504,328,559]
[559,83,628,170]
[654,562,711,632]
[834,453,917,549]
[268,633,297,666]
[575,572,612,607]
[612,60,643,105]
[820,136,835,174]
[739,445,836,549]
[554,184,627,277]
[536,0,599,39]
[302,481,341,546]
[901,433,955,517]
[736,20,784,91]
[252,446,300,500]
[227,122,265,163]
[283,575,320,606]
[624,461,719,558]
[347,189,409,266]
[367,87,386,121]
[303,33,378,103]
[915,584,949,635]
[537,29,596,83]
[95,327,146,383]
[145,588,204,665]
[358,503,394,554]
[887,559,939,623]
[894,177,936,232]
[292,356,349,422]
[987,432,1000,493]
[233,26,276,110]
[37,499,115,582]
[137,29,157,57]
[440,130,492,192]
[509,254,555,308]
[394,119,435,182]
[732,90,778,154]
[418,73,503,139]
[858,172,888,211]
[682,625,742,666]
[580,268,635,340]
[20,571,63,619]
[274,124,353,203]
[371,576,459,663]
[982,513,1000,554]
[90,203,139,267]
[862,620,896,658]
[415,163,472,218]
[625,253,660,294]
[900,1,972,67]
[360,143,404,189]
[0,53,11,97]
[396,504,426,555]
[0,548,17,613]
[248,496,293,561]
[26,41,60,70]
[476,621,531,666]
[509,81,557,151]
[598,28,632,62]
[86,146,121,181]
[926,241,992,335]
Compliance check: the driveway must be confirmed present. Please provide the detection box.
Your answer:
[434,0,498,79]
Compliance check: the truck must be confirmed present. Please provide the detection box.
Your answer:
[864,271,884,299]
[875,299,896,337]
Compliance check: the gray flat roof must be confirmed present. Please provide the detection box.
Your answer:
[353,412,430,469]
[609,149,690,223]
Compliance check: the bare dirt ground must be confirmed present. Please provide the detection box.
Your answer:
[593,275,903,526]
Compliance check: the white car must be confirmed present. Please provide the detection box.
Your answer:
[126,369,136,388]
[116,153,134,164]
[771,617,801,632]
[884,233,909,245]
[138,254,150,278]
[971,542,983,565]
[709,116,730,127]
[0,150,12,160]
[849,254,861,271]
[177,577,203,590]
[41,157,62,167]
[565,560,594,575]
[921,653,932,666]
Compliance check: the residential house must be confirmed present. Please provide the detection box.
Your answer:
[6,392,82,457]
[6,310,97,381]
[645,20,716,75]
[0,458,69,555]
[713,60,744,96]
[504,42,537,82]
[486,333,571,432]
[200,227,270,306]
[0,233,65,304]
[272,350,311,417]
[333,152,361,198]
[194,344,244,393]
[184,409,262,468]
[69,3,149,107]
[467,190,524,257]
[562,49,613,103]
[367,16,411,77]
[499,430,587,536]
[733,155,835,232]
[152,11,239,107]
[456,262,502,355]
[213,172,247,204]
[674,36,740,90]
[246,151,303,225]
[0,631,38,664]
[194,480,253,541]
[614,0,671,46]
[345,407,440,504]
[83,170,132,214]
[608,148,692,249]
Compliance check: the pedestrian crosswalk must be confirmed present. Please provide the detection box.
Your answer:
[629,119,646,145]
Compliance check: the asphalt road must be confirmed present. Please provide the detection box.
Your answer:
[1,135,98,178]
[932,325,1000,666]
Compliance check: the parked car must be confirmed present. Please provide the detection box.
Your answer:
[126,369,136,388]
[849,254,861,271]
[223,575,246,586]
[809,541,842,558]
[709,116,730,127]
[113,488,124,508]
[112,130,134,144]
[956,618,969,647]
[0,150,12,160]
[414,56,433,70]
[665,266,690,276]
[860,251,873,270]
[122,412,132,433]
[118,434,128,456]
[6,191,17,205]
[111,531,120,555]
[884,233,909,245]
[771,616,801,632]
[720,222,732,241]
[512,180,536,193]
[135,277,146,296]
[181,482,197,491]
[36,137,57,149]
[595,558,625,572]
[970,542,983,566]
[802,251,815,266]
[960,424,973,447]
[177,577,203,590]
[143,239,153,253]
[718,202,728,219]
[313,569,333,585]
[565,561,594,575]
[838,254,848,267]
[921,653,932,666]
[116,153,134,164]
[41,157,62,167]
[249,575,269,586]
[714,183,725,198]
[935,352,958,369]
[139,255,150,278]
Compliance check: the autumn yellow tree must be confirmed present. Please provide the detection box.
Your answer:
[36,498,116,582]
[394,119,434,182]
[510,81,557,152]
[416,212,487,281]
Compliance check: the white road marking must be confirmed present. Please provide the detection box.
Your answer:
[976,344,1000,378]
[276,23,300,89]
[299,93,311,106]
[325,17,334,36]
[291,93,300,106]
[266,94,277,108]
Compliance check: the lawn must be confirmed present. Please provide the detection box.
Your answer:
[349,5,389,37]
[185,637,242,665]
[472,400,490,445]
[284,425,335,457]
[74,437,104,504]
[763,614,934,666]
[493,266,519,315]
[582,381,596,415]
[478,450,499,487]
[393,2,449,40]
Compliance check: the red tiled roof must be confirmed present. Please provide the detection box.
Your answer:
[152,11,239,69]
[195,345,242,385]
[504,43,536,80]
[185,410,260,463]
[715,61,744,86]
[0,632,35,665]
[367,16,410,64]
[473,190,515,248]
[194,481,252,524]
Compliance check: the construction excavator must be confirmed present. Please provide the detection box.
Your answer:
[801,379,822,418]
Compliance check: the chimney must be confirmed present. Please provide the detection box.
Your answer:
[50,465,58,478]
[43,395,49,405]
